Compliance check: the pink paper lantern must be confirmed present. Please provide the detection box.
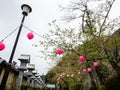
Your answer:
[87,68,92,72]
[83,69,87,73]
[93,62,99,67]
[78,71,81,75]
[56,48,63,55]
[79,56,85,62]
[27,32,34,40]
[0,42,5,51]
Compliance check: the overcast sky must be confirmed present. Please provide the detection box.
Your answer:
[0,0,66,75]
[0,0,120,75]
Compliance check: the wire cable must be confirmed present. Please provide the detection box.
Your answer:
[23,25,45,39]
[1,26,19,42]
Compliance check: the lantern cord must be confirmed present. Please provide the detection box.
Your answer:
[23,25,45,39]
[1,26,19,42]
[1,25,44,42]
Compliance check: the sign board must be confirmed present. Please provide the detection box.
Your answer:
[46,84,55,88]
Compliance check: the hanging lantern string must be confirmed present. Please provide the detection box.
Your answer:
[0,25,44,42]
[0,26,19,42]
[23,25,45,39]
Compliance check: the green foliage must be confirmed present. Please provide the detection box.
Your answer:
[44,0,120,90]
[105,76,120,90]
[59,83,83,90]
[46,88,55,90]
[32,87,42,90]
[99,85,106,90]
[74,83,83,90]
[20,83,30,90]
[89,86,98,90]
[67,78,74,87]
[20,84,43,90]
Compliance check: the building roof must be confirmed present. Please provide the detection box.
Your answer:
[0,57,6,64]
[0,57,19,74]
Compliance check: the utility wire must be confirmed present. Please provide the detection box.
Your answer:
[1,26,19,42]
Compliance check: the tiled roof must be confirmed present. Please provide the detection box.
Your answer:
[0,57,19,73]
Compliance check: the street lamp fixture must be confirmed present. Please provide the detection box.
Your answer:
[0,4,32,90]
[9,4,32,63]
[21,4,32,16]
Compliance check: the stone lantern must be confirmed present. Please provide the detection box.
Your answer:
[16,54,30,90]
[35,73,40,87]
[27,64,35,84]
[31,70,37,87]
[37,76,42,87]
[31,76,35,87]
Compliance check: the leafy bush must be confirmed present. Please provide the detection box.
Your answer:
[105,76,120,90]
[33,87,43,90]
[89,86,98,90]
[99,85,106,90]
[20,83,30,90]
[73,83,83,90]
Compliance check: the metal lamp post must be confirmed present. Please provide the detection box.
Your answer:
[0,4,32,90]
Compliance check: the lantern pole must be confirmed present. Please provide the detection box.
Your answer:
[0,4,32,90]
[9,14,25,63]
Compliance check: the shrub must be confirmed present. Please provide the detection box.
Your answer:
[105,76,120,90]
[99,85,106,90]
[33,87,43,90]
[73,83,83,90]
[20,83,30,90]
[89,86,98,90]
